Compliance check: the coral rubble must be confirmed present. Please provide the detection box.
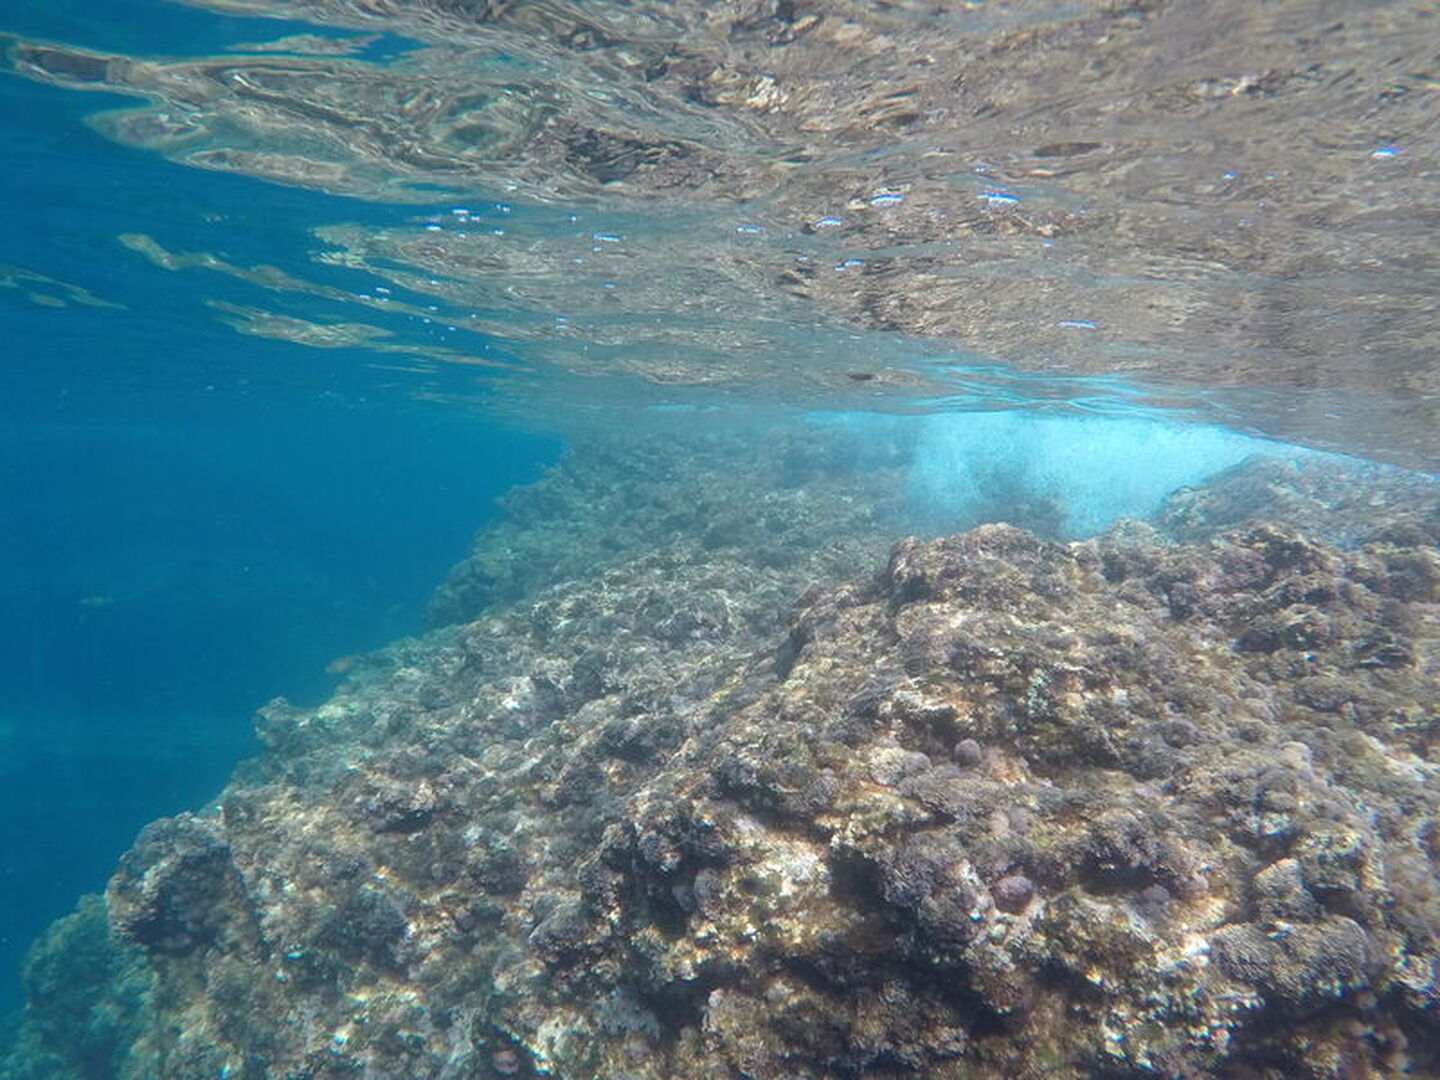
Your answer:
[4,445,1438,1079]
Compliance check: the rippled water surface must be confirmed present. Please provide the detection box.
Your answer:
[4,0,1437,461]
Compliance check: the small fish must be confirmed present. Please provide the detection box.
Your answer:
[325,654,360,675]
[79,594,115,608]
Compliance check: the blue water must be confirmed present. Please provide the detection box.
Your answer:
[0,388,555,1015]
[0,40,558,1013]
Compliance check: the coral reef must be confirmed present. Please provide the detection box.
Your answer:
[1156,455,1440,549]
[0,897,150,1080]
[426,423,912,625]
[4,447,1438,1079]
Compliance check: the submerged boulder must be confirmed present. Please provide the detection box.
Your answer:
[5,468,1439,1079]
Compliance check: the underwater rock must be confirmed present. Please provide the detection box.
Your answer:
[0,897,152,1080]
[1210,916,1373,1014]
[952,737,984,768]
[427,425,910,626]
[107,814,251,957]
[5,463,1439,1079]
[990,873,1035,914]
[1155,454,1440,548]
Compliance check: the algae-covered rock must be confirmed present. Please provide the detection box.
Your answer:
[0,896,153,1080]
[427,424,911,626]
[5,449,1439,1079]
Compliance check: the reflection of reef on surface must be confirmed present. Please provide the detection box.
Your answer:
[0,262,123,311]
[5,435,1438,1080]
[4,0,1437,464]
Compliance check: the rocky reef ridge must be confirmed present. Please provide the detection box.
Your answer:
[4,441,1438,1079]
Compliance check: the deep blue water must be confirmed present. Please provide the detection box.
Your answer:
[0,390,554,1012]
[0,38,558,1013]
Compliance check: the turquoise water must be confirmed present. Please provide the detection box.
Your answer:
[0,19,557,1013]
[1,1,1436,1077]
[0,396,554,1014]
